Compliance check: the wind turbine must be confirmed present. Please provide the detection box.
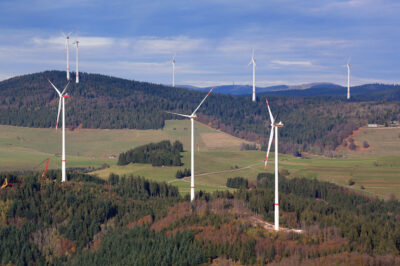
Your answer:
[172,54,176,87]
[73,39,80,83]
[62,31,73,81]
[248,49,256,102]
[166,87,214,201]
[346,57,351,100]
[264,97,284,231]
[48,79,71,182]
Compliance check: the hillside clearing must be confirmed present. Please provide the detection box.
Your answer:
[1,123,399,199]
[336,127,400,157]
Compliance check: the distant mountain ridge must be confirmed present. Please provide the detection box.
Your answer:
[180,82,400,99]
[179,84,289,95]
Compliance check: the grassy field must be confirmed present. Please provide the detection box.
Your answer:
[335,127,400,157]
[93,150,400,199]
[1,123,399,199]
[0,120,249,171]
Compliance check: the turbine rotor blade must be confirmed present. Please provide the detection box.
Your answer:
[191,87,214,116]
[56,97,62,130]
[265,98,274,123]
[61,80,71,95]
[164,111,191,118]
[264,128,275,169]
[274,108,281,124]
[48,79,61,96]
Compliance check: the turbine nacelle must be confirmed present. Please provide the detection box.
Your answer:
[61,30,73,38]
[248,48,256,66]
[248,57,256,67]
[171,54,176,87]
[249,49,256,102]
[48,79,70,130]
[264,97,284,169]
[62,30,73,81]
[264,97,282,231]
[48,77,70,183]
[346,57,351,100]
[164,87,214,202]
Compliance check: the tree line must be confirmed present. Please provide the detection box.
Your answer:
[0,170,399,265]
[1,71,399,154]
[117,140,183,166]
[226,177,248,189]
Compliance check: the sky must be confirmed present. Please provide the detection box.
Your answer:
[0,0,399,87]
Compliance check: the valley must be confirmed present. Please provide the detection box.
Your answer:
[1,122,399,199]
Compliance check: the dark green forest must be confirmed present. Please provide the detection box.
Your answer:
[1,71,399,154]
[117,140,183,166]
[0,171,399,265]
[226,177,248,189]
[175,168,191,179]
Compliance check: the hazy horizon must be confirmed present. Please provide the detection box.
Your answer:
[1,0,400,87]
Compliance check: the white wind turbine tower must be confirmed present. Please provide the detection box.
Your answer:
[62,31,73,80]
[166,88,214,201]
[48,79,71,182]
[73,39,80,83]
[248,49,256,102]
[172,55,176,87]
[346,57,351,100]
[264,97,284,231]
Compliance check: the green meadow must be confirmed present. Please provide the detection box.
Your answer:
[1,123,399,199]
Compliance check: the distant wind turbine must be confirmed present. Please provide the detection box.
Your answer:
[62,31,73,81]
[346,57,351,100]
[165,88,214,201]
[248,49,256,102]
[48,79,71,182]
[172,55,176,87]
[264,97,284,231]
[73,39,80,83]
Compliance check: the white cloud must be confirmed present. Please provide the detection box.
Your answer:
[83,60,217,75]
[133,36,207,55]
[0,27,398,86]
[32,36,116,48]
[272,60,312,66]
[304,0,400,17]
[0,0,94,12]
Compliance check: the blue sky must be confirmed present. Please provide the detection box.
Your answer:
[0,0,399,87]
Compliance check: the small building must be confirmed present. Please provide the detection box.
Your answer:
[367,124,378,128]
[390,121,400,127]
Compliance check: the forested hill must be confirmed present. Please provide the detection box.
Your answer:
[0,171,399,264]
[0,71,399,154]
